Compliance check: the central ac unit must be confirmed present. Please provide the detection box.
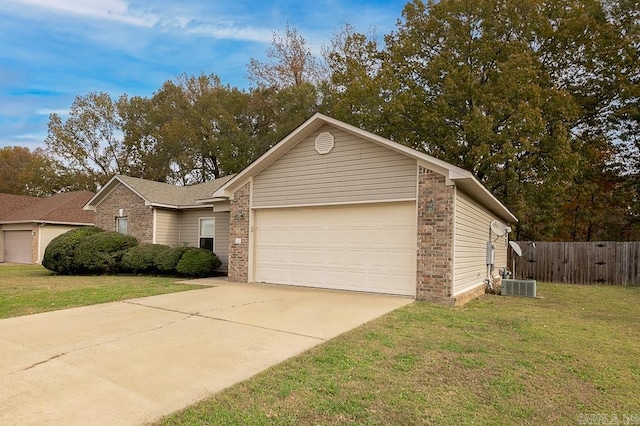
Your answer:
[501,279,536,298]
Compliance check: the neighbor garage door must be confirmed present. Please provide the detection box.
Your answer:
[254,202,417,296]
[4,231,32,263]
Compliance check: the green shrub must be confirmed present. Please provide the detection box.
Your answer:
[155,246,190,275]
[74,232,139,274]
[42,226,104,274]
[121,244,170,274]
[175,247,221,277]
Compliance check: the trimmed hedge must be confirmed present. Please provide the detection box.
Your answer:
[121,244,171,274]
[175,247,222,277]
[74,232,139,274]
[42,226,104,274]
[155,246,190,275]
[43,227,222,278]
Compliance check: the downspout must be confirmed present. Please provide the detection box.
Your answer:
[37,222,46,264]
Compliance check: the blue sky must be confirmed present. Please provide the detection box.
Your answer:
[0,0,408,150]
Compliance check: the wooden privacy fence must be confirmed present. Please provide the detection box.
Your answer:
[511,241,640,285]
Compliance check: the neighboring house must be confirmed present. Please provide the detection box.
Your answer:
[83,175,235,271]
[208,113,518,306]
[0,191,95,264]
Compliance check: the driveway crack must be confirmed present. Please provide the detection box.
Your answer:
[123,300,325,341]
[3,298,323,378]
[2,309,192,377]
[23,353,66,371]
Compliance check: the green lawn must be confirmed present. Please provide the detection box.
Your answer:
[0,264,206,318]
[157,283,640,425]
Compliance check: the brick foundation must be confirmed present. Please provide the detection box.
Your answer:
[94,183,153,243]
[416,167,455,305]
[453,284,487,306]
[228,182,250,283]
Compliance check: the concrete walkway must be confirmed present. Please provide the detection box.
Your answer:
[0,281,413,425]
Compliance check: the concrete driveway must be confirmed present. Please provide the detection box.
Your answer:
[0,280,412,425]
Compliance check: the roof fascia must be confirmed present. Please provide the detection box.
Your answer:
[148,202,214,210]
[455,178,518,223]
[84,175,152,210]
[83,175,120,210]
[0,220,94,226]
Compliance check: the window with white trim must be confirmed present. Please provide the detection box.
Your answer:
[199,218,215,251]
[116,217,128,234]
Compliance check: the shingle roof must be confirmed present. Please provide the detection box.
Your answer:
[95,175,235,208]
[1,191,95,224]
[0,193,42,220]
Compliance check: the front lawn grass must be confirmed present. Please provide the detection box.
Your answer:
[158,283,640,425]
[0,265,206,319]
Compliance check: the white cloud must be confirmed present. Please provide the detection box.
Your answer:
[5,0,159,27]
[185,24,273,43]
[4,0,273,43]
[36,108,70,116]
[14,132,47,140]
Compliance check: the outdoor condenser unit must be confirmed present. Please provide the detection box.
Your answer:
[501,279,537,298]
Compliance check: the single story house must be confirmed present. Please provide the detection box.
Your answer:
[83,175,234,271]
[87,114,516,305]
[0,191,95,264]
[208,113,517,306]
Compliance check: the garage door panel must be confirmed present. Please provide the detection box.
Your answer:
[4,231,32,264]
[305,249,325,265]
[307,229,325,244]
[254,202,416,296]
[369,250,391,266]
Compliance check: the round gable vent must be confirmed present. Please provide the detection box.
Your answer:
[315,131,335,154]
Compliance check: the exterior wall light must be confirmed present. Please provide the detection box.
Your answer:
[427,199,435,214]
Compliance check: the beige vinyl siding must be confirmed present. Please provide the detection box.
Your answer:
[155,209,180,246]
[179,209,230,269]
[252,125,417,207]
[213,200,231,212]
[454,190,509,296]
[39,225,77,263]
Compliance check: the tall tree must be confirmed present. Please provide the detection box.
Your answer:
[246,23,328,152]
[45,92,133,190]
[122,74,258,184]
[325,0,639,240]
[0,146,63,196]
[324,24,389,133]
[247,23,325,89]
[378,0,581,239]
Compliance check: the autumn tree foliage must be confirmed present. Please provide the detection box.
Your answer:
[0,146,70,196]
[29,4,640,240]
[326,0,639,240]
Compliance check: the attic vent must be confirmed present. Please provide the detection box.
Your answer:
[315,132,334,154]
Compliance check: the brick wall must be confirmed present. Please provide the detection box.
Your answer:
[228,182,250,282]
[94,183,153,243]
[416,167,455,305]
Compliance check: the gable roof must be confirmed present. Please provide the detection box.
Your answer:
[0,191,95,225]
[84,174,236,210]
[212,113,517,223]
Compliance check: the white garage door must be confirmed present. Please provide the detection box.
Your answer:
[254,202,417,296]
[4,231,32,264]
